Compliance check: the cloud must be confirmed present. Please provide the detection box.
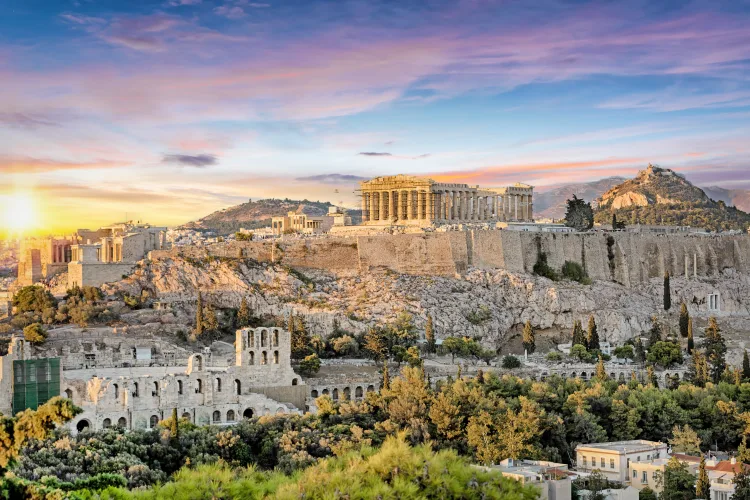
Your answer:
[167,0,202,6]
[214,5,246,19]
[358,152,392,157]
[296,173,367,184]
[0,112,58,129]
[161,153,218,167]
[0,156,130,173]
[60,13,106,25]
[358,152,430,159]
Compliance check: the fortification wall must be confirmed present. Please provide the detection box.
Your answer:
[68,262,135,288]
[357,233,458,275]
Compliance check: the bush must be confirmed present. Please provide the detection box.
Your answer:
[235,232,252,241]
[561,261,591,284]
[298,354,321,377]
[533,252,559,281]
[501,355,522,369]
[546,351,563,361]
[465,305,491,325]
[23,323,48,345]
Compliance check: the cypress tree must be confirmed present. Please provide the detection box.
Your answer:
[663,272,671,311]
[170,408,179,440]
[635,337,646,363]
[194,292,204,335]
[287,313,295,336]
[237,297,251,328]
[612,213,618,230]
[647,316,662,349]
[595,355,607,380]
[704,317,727,383]
[696,456,710,500]
[382,361,390,390]
[687,318,694,353]
[679,303,690,338]
[744,350,750,381]
[425,314,436,354]
[522,320,535,354]
[647,365,659,387]
[572,320,586,347]
[587,316,600,351]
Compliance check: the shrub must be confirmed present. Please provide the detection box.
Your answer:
[533,252,559,281]
[561,261,591,284]
[23,323,48,345]
[546,351,563,361]
[298,353,321,377]
[501,355,521,369]
[465,305,492,325]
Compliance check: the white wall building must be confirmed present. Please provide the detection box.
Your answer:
[575,440,668,483]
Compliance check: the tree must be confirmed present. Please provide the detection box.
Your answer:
[732,464,750,500]
[424,314,436,354]
[441,337,466,363]
[595,355,607,380]
[640,488,658,500]
[658,456,696,500]
[202,303,219,334]
[613,345,634,360]
[647,341,683,368]
[696,456,710,500]
[570,344,591,362]
[381,361,390,390]
[564,195,594,232]
[363,327,388,362]
[194,292,203,336]
[170,408,179,440]
[587,316,600,351]
[647,316,662,349]
[686,350,709,387]
[635,337,646,363]
[290,315,311,360]
[687,319,695,353]
[664,272,672,311]
[12,285,56,314]
[744,351,750,381]
[0,397,81,468]
[647,365,659,387]
[298,353,321,377]
[704,317,727,383]
[522,321,535,354]
[572,320,586,347]
[332,335,358,356]
[237,297,251,328]
[679,303,690,338]
[669,425,701,455]
[502,355,521,369]
[23,323,47,345]
[612,213,625,230]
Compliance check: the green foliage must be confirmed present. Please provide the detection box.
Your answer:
[564,195,594,232]
[744,351,750,381]
[658,456,696,500]
[679,303,690,338]
[687,319,694,353]
[331,335,357,356]
[237,297,252,328]
[640,487,658,500]
[533,252,559,281]
[298,353,321,377]
[522,321,535,354]
[501,355,521,369]
[562,261,591,285]
[634,337,646,362]
[704,317,727,383]
[572,320,586,347]
[647,341,683,368]
[235,231,252,241]
[12,286,57,315]
[613,345,634,360]
[612,213,626,230]
[289,314,311,360]
[546,351,563,361]
[194,292,204,336]
[587,316,599,351]
[664,272,672,311]
[424,314,436,354]
[465,305,492,325]
[570,344,592,362]
[23,322,47,345]
[647,316,662,349]
[66,285,103,302]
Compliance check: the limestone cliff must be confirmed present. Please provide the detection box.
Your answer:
[104,255,750,349]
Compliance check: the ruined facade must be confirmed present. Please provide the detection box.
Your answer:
[0,327,309,434]
[271,207,351,236]
[17,236,76,286]
[358,174,534,226]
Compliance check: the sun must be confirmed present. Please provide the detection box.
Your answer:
[1,191,39,235]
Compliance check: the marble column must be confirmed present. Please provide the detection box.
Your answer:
[461,191,468,220]
[514,195,519,220]
[392,191,399,221]
[361,193,368,221]
[369,192,376,222]
[528,195,533,221]
[380,191,388,221]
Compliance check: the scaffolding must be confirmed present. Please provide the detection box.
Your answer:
[12,358,61,414]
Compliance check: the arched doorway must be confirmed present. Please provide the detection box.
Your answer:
[150,415,159,428]
[292,378,298,386]
[182,412,191,422]
[243,408,254,419]
[234,379,241,395]
[227,410,235,422]
[213,411,221,423]
[103,418,112,428]
[76,420,91,432]
[117,417,127,428]
[355,386,363,398]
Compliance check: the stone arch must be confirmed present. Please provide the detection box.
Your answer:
[589,372,595,379]
[76,419,91,432]
[196,379,203,394]
[263,408,271,416]
[182,412,192,421]
[580,371,587,379]
[273,351,279,364]
[215,378,222,392]
[332,388,339,401]
[355,386,363,398]
[243,408,254,419]
[366,385,374,392]
[133,382,139,397]
[261,330,268,347]
[153,381,159,395]
[235,379,241,395]
[250,351,255,365]
[609,372,616,379]
[618,373,626,382]
[273,330,279,347]
[322,388,329,395]
[117,417,127,428]
[187,354,203,373]
[227,410,235,422]
[212,410,221,423]
[149,415,159,428]
[276,407,285,415]
[65,388,73,399]
[113,384,119,400]
[292,378,299,386]
[103,418,112,428]
[311,389,319,398]
[261,351,268,365]
[343,387,351,400]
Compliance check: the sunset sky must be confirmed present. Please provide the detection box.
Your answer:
[1,0,749,236]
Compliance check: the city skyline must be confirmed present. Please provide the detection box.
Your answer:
[1,0,750,235]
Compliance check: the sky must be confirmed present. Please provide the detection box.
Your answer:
[1,0,749,236]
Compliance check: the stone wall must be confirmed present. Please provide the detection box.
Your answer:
[68,262,136,288]
[148,232,750,287]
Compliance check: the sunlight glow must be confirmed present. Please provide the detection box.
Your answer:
[1,191,39,236]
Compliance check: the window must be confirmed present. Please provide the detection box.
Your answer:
[273,351,279,364]
[117,417,127,428]
[709,293,720,312]
[196,379,203,394]
[235,379,241,395]
[610,459,615,469]
[133,382,139,397]
[216,378,222,392]
[227,410,235,422]
[633,470,637,479]
[273,331,279,347]
[150,415,159,428]
[178,380,183,395]
[652,471,657,480]
[152,382,159,396]
[642,471,648,484]
[261,352,267,365]
[103,418,111,428]
[582,456,587,467]
[113,384,119,400]
[213,411,221,423]
[601,458,605,468]
[637,456,641,462]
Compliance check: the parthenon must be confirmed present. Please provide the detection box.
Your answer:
[359,174,533,225]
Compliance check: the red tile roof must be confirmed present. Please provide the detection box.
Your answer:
[707,461,750,474]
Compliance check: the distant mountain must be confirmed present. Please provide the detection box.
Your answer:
[593,164,750,232]
[534,177,626,219]
[181,198,361,235]
[702,186,750,213]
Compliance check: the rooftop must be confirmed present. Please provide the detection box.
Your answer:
[576,440,666,454]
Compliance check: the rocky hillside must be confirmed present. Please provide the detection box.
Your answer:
[534,177,625,219]
[702,186,750,213]
[594,165,750,232]
[181,198,361,235]
[104,254,750,350]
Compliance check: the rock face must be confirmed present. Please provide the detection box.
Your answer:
[105,255,750,348]
[599,164,710,208]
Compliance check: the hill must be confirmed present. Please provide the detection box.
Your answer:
[181,198,357,235]
[702,186,750,213]
[593,164,750,232]
[534,177,626,219]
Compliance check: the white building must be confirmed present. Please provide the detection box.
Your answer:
[488,458,572,500]
[575,440,668,483]
[707,459,749,500]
